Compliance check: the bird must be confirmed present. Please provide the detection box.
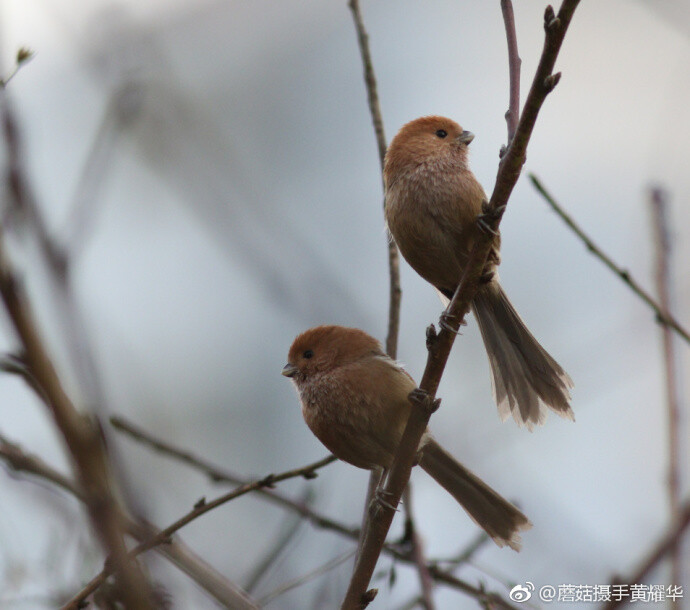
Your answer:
[384,115,573,428]
[282,325,531,550]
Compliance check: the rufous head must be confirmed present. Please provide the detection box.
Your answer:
[383,116,473,186]
[282,325,384,383]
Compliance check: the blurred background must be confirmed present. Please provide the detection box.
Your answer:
[0,0,689,607]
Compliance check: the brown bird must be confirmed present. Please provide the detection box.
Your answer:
[282,325,531,550]
[384,116,573,428]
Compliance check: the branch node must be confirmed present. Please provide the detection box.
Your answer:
[361,588,378,607]
[543,72,562,93]
[301,469,319,480]
[499,144,507,159]
[544,6,558,29]
[425,324,437,351]
[194,496,206,509]
[259,474,277,488]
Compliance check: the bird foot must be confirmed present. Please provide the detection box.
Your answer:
[369,488,399,514]
[439,310,466,335]
[476,201,505,236]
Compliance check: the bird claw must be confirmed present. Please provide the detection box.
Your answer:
[370,488,399,514]
[439,310,466,335]
[408,388,441,415]
[477,215,499,236]
[477,201,505,236]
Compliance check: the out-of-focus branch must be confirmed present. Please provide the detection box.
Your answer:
[0,48,34,89]
[604,499,690,610]
[0,433,85,500]
[111,415,337,484]
[244,501,306,593]
[649,187,683,587]
[111,415,516,606]
[529,174,690,345]
[341,3,581,607]
[0,433,257,609]
[348,0,401,360]
[258,550,357,607]
[1,143,153,610]
[1,77,153,605]
[401,486,435,610]
[61,452,348,609]
[500,0,521,146]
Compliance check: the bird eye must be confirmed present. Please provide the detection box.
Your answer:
[435,129,448,138]
[303,349,314,359]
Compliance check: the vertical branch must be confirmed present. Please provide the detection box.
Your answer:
[500,0,521,146]
[402,486,435,610]
[649,186,683,588]
[348,0,401,360]
[341,2,582,607]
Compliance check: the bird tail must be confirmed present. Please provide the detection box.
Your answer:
[471,281,574,429]
[418,439,531,550]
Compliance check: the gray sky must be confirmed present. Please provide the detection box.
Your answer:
[1,1,689,608]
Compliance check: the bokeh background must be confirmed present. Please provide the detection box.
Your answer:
[1,0,689,608]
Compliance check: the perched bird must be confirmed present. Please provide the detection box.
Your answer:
[282,325,531,550]
[384,115,573,428]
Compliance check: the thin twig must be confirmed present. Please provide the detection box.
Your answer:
[341,3,581,607]
[259,549,357,607]
[649,187,683,587]
[402,486,435,609]
[435,531,491,568]
[348,1,427,602]
[1,99,153,608]
[60,455,335,610]
[348,0,401,360]
[0,433,85,500]
[0,433,258,609]
[500,0,521,146]
[111,415,517,606]
[529,174,690,345]
[604,499,690,610]
[111,415,337,485]
[244,492,310,593]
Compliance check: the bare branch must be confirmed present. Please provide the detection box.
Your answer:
[604,499,690,609]
[61,451,346,609]
[111,415,516,606]
[341,3,581,607]
[402,485,435,609]
[348,0,401,359]
[0,433,258,609]
[649,187,683,586]
[1,101,153,607]
[258,550,357,607]
[500,0,521,146]
[530,174,690,344]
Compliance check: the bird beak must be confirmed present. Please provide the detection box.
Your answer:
[457,130,474,145]
[282,363,298,378]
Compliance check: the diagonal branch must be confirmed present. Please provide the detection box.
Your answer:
[60,454,344,609]
[0,433,258,609]
[529,174,690,345]
[1,100,152,608]
[604,499,690,610]
[111,415,518,607]
[341,3,581,607]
